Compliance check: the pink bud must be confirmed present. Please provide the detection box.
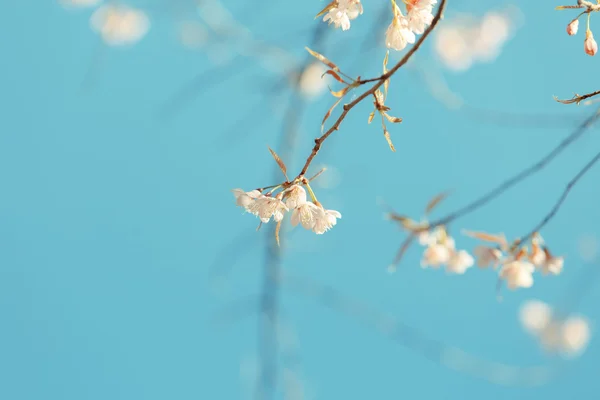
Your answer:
[567,19,579,36]
[585,30,598,56]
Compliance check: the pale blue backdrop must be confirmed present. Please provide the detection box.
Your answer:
[0,1,599,399]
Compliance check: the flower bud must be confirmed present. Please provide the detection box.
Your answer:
[585,30,598,56]
[567,19,579,36]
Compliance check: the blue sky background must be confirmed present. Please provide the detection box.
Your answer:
[1,1,599,399]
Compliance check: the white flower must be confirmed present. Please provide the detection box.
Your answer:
[90,5,150,46]
[283,185,307,209]
[499,260,534,290]
[446,250,474,274]
[519,300,591,357]
[540,256,564,276]
[248,196,288,223]
[312,207,342,234]
[473,246,502,268]
[291,202,321,230]
[323,0,363,31]
[406,1,436,35]
[529,246,546,267]
[421,244,451,268]
[298,62,328,99]
[385,15,416,51]
[232,189,261,211]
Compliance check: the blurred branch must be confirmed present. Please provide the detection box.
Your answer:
[280,271,562,387]
[390,107,600,267]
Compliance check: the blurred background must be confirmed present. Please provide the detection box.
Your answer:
[0,1,599,399]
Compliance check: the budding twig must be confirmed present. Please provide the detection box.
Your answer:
[297,0,448,177]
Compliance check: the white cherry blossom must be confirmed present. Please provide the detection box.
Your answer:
[291,202,320,230]
[248,196,288,223]
[312,207,342,234]
[446,249,474,274]
[232,189,261,211]
[499,260,534,290]
[323,0,363,31]
[284,185,307,209]
[406,0,436,34]
[385,14,416,51]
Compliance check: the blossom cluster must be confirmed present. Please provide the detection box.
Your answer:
[434,9,516,72]
[389,213,564,291]
[520,300,591,357]
[233,180,341,235]
[558,1,600,56]
[385,0,437,51]
[318,0,437,52]
[61,1,150,46]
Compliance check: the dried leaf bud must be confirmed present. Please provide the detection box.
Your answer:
[567,19,579,36]
[585,30,598,56]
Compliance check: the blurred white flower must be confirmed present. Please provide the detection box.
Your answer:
[499,260,534,290]
[248,196,288,223]
[421,243,451,268]
[298,62,328,99]
[539,256,564,276]
[323,0,363,31]
[446,249,474,274]
[90,4,150,46]
[567,19,579,36]
[520,300,591,357]
[434,9,517,72]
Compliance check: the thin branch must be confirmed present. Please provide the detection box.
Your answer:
[555,89,600,105]
[297,0,448,177]
[390,108,600,267]
[432,107,600,227]
[519,148,600,244]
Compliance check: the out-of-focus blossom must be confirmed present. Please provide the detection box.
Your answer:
[90,4,150,46]
[499,260,534,290]
[473,245,502,269]
[539,255,564,276]
[298,62,328,99]
[434,9,517,72]
[520,300,591,357]
[322,0,363,31]
[446,249,474,274]
[421,243,452,268]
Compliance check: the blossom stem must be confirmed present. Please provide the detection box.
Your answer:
[304,182,319,203]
